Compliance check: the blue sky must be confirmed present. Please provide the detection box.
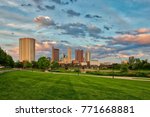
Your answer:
[0,0,150,62]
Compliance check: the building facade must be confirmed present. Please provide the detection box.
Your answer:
[75,49,84,63]
[67,48,72,63]
[52,47,59,62]
[19,38,35,62]
[85,50,91,62]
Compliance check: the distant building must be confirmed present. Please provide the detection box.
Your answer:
[67,48,72,63]
[81,62,87,66]
[121,60,128,64]
[90,60,100,66]
[19,38,35,62]
[75,49,84,63]
[85,50,91,62]
[72,60,79,64]
[52,47,59,62]
[62,53,68,64]
[102,62,112,65]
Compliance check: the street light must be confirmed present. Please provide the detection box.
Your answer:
[112,63,114,79]
[78,63,80,76]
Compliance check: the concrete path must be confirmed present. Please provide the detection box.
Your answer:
[33,71,150,82]
[0,70,15,74]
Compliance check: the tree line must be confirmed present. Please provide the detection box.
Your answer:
[0,47,14,67]
[15,57,59,71]
[113,57,150,72]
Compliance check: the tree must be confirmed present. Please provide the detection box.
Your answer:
[38,57,50,71]
[128,56,135,70]
[31,61,38,68]
[0,47,14,67]
[51,61,59,70]
[120,64,128,73]
[23,61,32,68]
[5,55,14,67]
[15,61,23,68]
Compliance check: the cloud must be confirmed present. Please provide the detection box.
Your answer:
[117,52,144,58]
[0,1,19,7]
[36,40,56,51]
[0,9,30,23]
[37,5,45,11]
[0,30,32,37]
[87,25,102,38]
[33,16,55,27]
[57,23,102,38]
[136,28,150,34]
[45,5,55,10]
[115,31,132,35]
[7,47,19,60]
[65,9,80,17]
[60,40,70,44]
[116,28,150,35]
[58,23,86,37]
[33,0,42,4]
[3,44,16,47]
[85,14,102,19]
[114,34,150,45]
[104,25,112,30]
[21,4,32,7]
[99,36,114,40]
[70,0,78,2]
[51,0,69,5]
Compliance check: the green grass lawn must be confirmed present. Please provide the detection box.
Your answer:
[0,71,150,100]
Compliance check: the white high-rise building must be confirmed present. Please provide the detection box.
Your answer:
[85,50,91,62]
[19,38,35,62]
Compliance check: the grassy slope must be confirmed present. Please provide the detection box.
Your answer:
[0,71,150,100]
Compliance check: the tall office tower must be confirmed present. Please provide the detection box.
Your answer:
[67,48,72,63]
[75,49,84,63]
[19,38,35,62]
[52,46,59,62]
[85,50,91,62]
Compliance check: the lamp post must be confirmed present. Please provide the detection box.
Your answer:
[112,63,114,79]
[78,63,80,76]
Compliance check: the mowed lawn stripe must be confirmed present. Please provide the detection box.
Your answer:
[70,76,139,100]
[77,76,150,99]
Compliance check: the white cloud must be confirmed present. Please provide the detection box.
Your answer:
[33,16,55,27]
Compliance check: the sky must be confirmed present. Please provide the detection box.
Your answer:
[0,0,150,63]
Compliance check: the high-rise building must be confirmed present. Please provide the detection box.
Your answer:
[19,38,35,62]
[75,49,84,63]
[52,47,59,62]
[67,48,72,63]
[85,50,91,62]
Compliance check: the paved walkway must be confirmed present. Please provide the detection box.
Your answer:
[0,70,16,74]
[34,71,150,82]
[52,72,150,81]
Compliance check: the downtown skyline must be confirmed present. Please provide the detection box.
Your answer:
[0,0,150,63]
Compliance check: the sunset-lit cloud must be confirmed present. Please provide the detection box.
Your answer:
[33,16,55,27]
[117,52,144,58]
[35,41,56,51]
[114,34,150,45]
[136,28,150,34]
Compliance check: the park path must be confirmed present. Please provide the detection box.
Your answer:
[0,70,16,74]
[49,72,150,82]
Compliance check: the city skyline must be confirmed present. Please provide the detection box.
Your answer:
[0,0,150,63]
